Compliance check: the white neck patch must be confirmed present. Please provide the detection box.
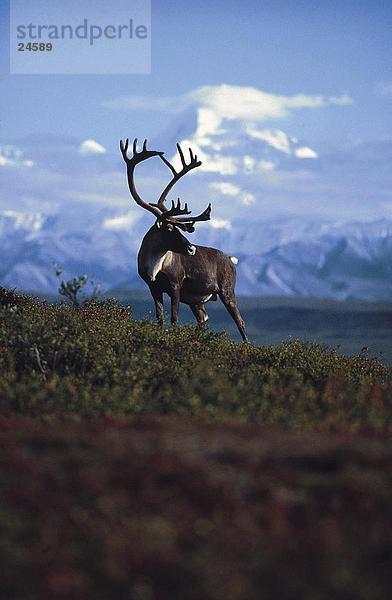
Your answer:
[147,250,173,281]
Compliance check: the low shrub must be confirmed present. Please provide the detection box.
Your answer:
[0,290,390,430]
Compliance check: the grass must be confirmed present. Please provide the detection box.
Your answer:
[0,287,391,429]
[0,287,391,599]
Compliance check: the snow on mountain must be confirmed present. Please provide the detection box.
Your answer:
[0,87,390,299]
[0,208,391,301]
[154,99,318,182]
[148,96,345,227]
[235,219,392,300]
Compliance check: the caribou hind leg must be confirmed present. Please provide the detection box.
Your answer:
[219,290,248,342]
[190,304,209,325]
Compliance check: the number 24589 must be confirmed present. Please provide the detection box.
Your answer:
[18,42,53,51]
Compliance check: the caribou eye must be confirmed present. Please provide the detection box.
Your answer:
[166,223,174,231]
[187,245,196,256]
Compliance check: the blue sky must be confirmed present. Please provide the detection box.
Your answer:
[0,0,391,224]
[1,0,392,144]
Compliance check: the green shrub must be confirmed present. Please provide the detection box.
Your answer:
[0,290,391,429]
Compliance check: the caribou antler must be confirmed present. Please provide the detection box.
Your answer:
[168,203,211,223]
[120,138,211,230]
[155,144,202,212]
[157,143,211,229]
[163,198,191,218]
[120,138,163,165]
[120,138,164,219]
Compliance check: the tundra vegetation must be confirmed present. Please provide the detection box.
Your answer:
[0,287,391,599]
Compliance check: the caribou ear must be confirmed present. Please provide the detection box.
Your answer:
[184,223,195,233]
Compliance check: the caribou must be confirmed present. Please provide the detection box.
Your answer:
[120,138,248,342]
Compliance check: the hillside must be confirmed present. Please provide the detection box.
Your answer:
[0,288,391,599]
[1,287,391,426]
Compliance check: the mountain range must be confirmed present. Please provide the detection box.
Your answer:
[0,209,391,301]
[1,90,391,300]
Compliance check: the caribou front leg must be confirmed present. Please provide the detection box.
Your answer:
[149,284,164,326]
[170,285,181,326]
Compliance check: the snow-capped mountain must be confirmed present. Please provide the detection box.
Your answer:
[1,84,391,299]
[0,209,391,301]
